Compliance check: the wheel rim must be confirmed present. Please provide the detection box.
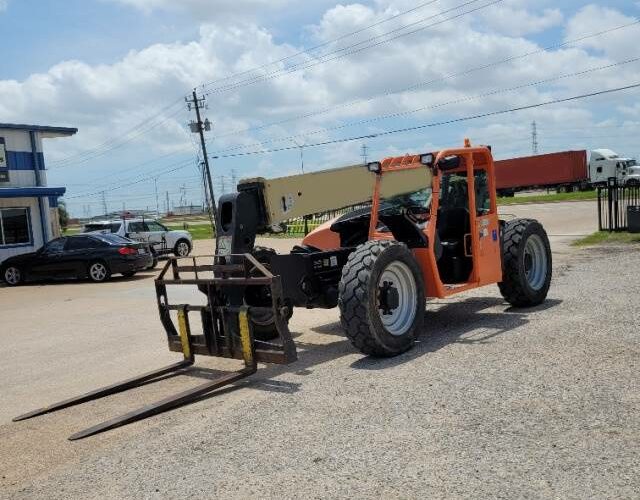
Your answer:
[377,261,417,336]
[5,267,20,285]
[523,234,548,291]
[90,263,107,281]
[177,242,189,256]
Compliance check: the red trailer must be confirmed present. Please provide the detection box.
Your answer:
[494,150,588,195]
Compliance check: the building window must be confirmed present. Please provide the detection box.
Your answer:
[0,208,32,246]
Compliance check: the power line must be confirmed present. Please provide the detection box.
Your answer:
[198,0,442,90]
[209,57,640,156]
[202,0,503,96]
[49,98,186,167]
[211,19,640,142]
[65,158,195,199]
[209,83,640,160]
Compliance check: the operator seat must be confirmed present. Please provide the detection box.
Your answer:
[437,181,470,253]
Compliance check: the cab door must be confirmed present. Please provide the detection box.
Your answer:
[468,160,502,286]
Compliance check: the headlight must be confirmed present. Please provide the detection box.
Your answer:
[367,161,382,173]
[420,153,434,166]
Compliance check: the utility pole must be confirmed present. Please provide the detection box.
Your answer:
[293,139,305,173]
[187,90,217,230]
[231,169,238,192]
[220,175,226,195]
[361,144,369,165]
[165,191,170,215]
[531,121,539,155]
[101,191,108,217]
[154,177,160,217]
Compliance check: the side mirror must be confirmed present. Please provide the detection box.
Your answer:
[436,155,462,171]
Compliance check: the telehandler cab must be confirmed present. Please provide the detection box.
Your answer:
[15,140,552,439]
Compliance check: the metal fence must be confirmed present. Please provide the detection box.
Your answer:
[284,203,370,236]
[597,179,640,232]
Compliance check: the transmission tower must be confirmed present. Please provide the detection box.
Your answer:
[361,144,369,164]
[531,121,539,155]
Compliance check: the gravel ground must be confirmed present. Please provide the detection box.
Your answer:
[2,202,638,499]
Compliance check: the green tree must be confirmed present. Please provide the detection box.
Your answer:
[58,199,69,231]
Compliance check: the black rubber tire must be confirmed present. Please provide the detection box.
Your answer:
[174,239,191,257]
[498,218,552,307]
[122,271,136,278]
[87,260,111,283]
[338,240,425,357]
[2,265,23,286]
[146,250,159,270]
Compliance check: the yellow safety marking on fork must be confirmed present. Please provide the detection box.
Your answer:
[177,308,191,360]
[238,308,254,367]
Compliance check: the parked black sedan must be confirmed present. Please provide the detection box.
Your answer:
[0,233,153,286]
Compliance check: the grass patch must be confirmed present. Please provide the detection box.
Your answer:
[572,231,640,246]
[165,223,214,240]
[498,190,597,205]
[63,226,82,235]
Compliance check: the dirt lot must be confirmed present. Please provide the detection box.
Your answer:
[2,200,638,499]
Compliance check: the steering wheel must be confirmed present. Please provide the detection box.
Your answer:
[405,205,430,223]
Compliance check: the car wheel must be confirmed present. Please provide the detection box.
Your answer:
[146,251,159,270]
[88,261,111,283]
[174,239,191,257]
[3,266,23,286]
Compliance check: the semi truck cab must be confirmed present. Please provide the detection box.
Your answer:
[589,149,638,186]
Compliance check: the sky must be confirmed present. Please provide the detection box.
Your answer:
[0,0,639,216]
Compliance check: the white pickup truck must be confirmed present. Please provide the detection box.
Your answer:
[83,219,193,261]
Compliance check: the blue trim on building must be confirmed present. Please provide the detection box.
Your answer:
[5,151,46,171]
[30,131,43,189]
[0,123,77,136]
[0,187,66,197]
[0,206,34,249]
[48,196,59,208]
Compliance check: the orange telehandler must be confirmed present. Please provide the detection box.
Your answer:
[15,140,552,439]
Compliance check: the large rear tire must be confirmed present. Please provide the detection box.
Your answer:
[498,218,552,307]
[339,240,425,357]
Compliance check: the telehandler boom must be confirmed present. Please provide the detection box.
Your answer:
[14,140,552,439]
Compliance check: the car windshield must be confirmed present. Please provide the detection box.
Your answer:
[92,233,133,245]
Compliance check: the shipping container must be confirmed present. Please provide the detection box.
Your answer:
[494,150,588,192]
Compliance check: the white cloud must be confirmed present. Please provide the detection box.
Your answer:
[108,0,295,19]
[0,0,8,12]
[477,0,563,37]
[565,4,638,60]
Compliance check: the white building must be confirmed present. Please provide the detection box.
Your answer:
[0,123,77,264]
